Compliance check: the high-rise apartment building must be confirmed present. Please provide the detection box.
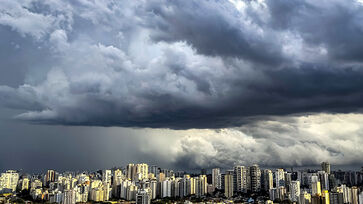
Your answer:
[322,190,330,204]
[233,166,248,193]
[329,192,343,204]
[150,165,158,176]
[150,179,157,199]
[0,170,19,192]
[277,186,286,200]
[337,184,352,204]
[201,175,208,196]
[318,171,330,191]
[263,169,273,191]
[321,162,331,174]
[212,168,221,190]
[136,164,149,181]
[225,170,234,198]
[290,181,300,203]
[161,179,172,198]
[358,192,363,204]
[63,189,76,204]
[276,169,285,188]
[285,172,292,191]
[269,188,278,201]
[136,189,151,204]
[351,186,359,204]
[249,164,261,192]
[312,181,322,196]
[127,164,135,181]
[103,170,112,184]
[46,170,55,187]
[21,177,30,191]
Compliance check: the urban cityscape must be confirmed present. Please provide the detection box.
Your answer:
[1,162,362,204]
[2,0,363,204]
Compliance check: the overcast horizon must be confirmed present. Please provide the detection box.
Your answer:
[1,0,363,172]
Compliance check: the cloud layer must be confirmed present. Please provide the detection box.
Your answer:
[1,0,363,128]
[140,113,363,169]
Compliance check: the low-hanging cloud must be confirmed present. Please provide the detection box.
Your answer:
[146,113,363,169]
[1,0,363,128]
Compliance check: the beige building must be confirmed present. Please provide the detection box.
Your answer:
[224,171,233,198]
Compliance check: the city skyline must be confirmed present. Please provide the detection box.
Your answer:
[1,0,363,175]
[2,161,362,176]
[1,161,363,203]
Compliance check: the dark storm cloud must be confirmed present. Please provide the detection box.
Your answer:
[1,0,363,129]
[145,0,285,65]
[265,0,363,62]
[0,26,55,87]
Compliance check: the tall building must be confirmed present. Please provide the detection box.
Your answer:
[46,170,55,187]
[103,181,111,201]
[172,178,181,197]
[351,186,359,204]
[311,181,322,196]
[337,185,352,204]
[127,164,135,181]
[136,164,149,181]
[212,168,221,190]
[0,170,19,192]
[358,192,363,204]
[285,173,292,192]
[276,169,285,188]
[290,181,300,203]
[321,162,331,174]
[150,179,157,199]
[269,188,278,201]
[194,177,200,197]
[277,186,286,200]
[329,192,343,204]
[196,175,207,197]
[263,169,273,191]
[181,175,190,197]
[62,189,76,204]
[102,170,112,184]
[225,171,234,198]
[161,180,172,198]
[112,169,124,197]
[120,180,132,199]
[158,172,165,182]
[329,174,337,190]
[21,177,30,191]
[233,166,248,193]
[220,173,225,190]
[189,177,196,195]
[311,175,319,183]
[150,165,158,176]
[136,190,151,204]
[127,163,148,181]
[126,184,138,201]
[322,190,330,204]
[249,164,261,192]
[318,171,330,191]
[30,179,42,191]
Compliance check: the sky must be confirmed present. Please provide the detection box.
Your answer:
[1,0,363,173]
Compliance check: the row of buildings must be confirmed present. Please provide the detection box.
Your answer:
[0,162,363,204]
